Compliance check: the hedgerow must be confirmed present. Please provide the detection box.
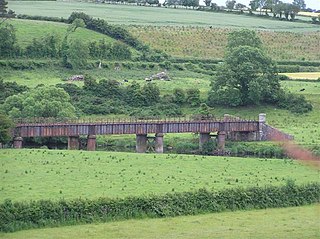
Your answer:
[67,12,147,52]
[1,182,319,232]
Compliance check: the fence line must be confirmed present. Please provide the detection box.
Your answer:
[14,116,258,126]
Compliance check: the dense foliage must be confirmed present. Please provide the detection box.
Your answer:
[1,182,319,232]
[2,86,76,118]
[57,76,188,117]
[67,12,147,52]
[0,79,28,103]
[0,24,18,57]
[0,113,13,144]
[208,29,313,113]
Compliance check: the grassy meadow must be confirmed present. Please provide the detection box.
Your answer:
[8,1,320,32]
[1,1,320,237]
[4,18,320,62]
[9,19,116,47]
[1,204,319,238]
[0,149,319,203]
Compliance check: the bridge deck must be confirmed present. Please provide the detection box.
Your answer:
[14,118,259,137]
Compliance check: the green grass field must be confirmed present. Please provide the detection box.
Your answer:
[1,204,319,239]
[6,2,320,62]
[8,1,320,32]
[4,17,320,62]
[129,26,320,61]
[0,149,318,203]
[8,19,116,47]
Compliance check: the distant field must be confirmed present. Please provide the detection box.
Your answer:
[0,149,318,202]
[9,19,116,47]
[281,72,320,80]
[7,1,320,32]
[1,204,319,239]
[129,26,320,61]
[298,11,320,17]
[5,17,320,61]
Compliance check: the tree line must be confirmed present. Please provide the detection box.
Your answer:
[0,21,133,69]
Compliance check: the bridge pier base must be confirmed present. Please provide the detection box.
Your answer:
[155,133,164,153]
[87,135,96,151]
[68,136,79,150]
[13,137,23,149]
[259,113,266,140]
[217,131,226,151]
[199,133,211,151]
[136,134,147,153]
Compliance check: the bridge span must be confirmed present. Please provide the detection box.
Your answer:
[12,113,291,153]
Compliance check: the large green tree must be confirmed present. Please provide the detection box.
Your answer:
[227,28,262,49]
[61,18,86,68]
[292,0,306,10]
[0,113,13,144]
[0,79,28,103]
[67,39,89,69]
[2,86,76,118]
[0,24,18,57]
[0,0,8,16]
[226,0,236,10]
[0,0,15,25]
[208,29,282,107]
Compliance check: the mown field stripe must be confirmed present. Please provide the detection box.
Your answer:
[1,204,319,239]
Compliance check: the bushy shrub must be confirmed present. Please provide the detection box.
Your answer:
[277,65,300,73]
[227,142,285,158]
[1,183,319,232]
[174,141,198,154]
[277,74,290,81]
[0,79,28,103]
[25,34,61,58]
[186,88,201,107]
[68,12,145,52]
[0,24,20,58]
[207,88,242,107]
[17,14,67,23]
[277,92,313,114]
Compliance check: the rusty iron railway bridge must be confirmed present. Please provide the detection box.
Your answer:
[12,114,292,153]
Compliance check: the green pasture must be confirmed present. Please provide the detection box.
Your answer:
[8,19,115,47]
[6,18,320,61]
[129,26,320,61]
[0,67,209,89]
[7,1,320,32]
[0,149,318,203]
[1,204,319,239]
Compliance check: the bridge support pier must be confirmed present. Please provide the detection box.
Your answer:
[199,133,211,151]
[87,135,96,151]
[136,134,147,153]
[68,136,79,150]
[259,113,266,140]
[217,131,226,151]
[155,133,164,154]
[13,137,23,149]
